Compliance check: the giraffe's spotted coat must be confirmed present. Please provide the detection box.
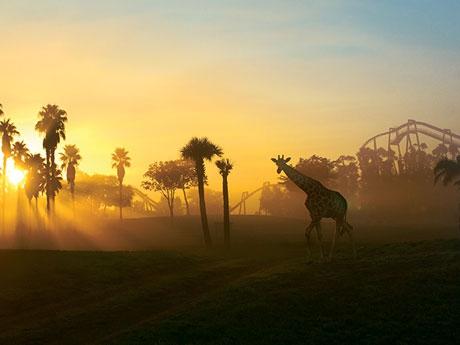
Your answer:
[271,155,357,260]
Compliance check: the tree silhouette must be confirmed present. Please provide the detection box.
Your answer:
[181,137,223,248]
[48,169,63,208]
[112,148,131,221]
[24,154,46,208]
[35,104,68,214]
[77,173,134,214]
[142,160,183,222]
[12,141,30,213]
[448,144,459,160]
[216,158,233,249]
[0,119,20,226]
[60,144,82,201]
[177,159,197,216]
[434,156,460,229]
[435,157,460,187]
[333,155,359,202]
[12,141,29,170]
[432,143,448,160]
[282,155,336,191]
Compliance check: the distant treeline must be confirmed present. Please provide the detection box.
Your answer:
[260,144,459,224]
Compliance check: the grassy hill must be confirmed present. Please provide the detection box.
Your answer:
[0,233,459,344]
[3,215,458,251]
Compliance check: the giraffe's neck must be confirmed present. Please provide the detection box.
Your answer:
[281,164,321,194]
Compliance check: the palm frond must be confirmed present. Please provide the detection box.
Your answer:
[434,158,460,186]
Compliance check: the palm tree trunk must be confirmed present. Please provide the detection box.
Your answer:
[182,188,190,216]
[45,150,51,215]
[28,198,32,232]
[2,155,6,230]
[50,149,56,215]
[222,175,230,249]
[71,182,75,217]
[119,181,123,221]
[197,171,212,248]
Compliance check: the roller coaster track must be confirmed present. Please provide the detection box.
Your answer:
[131,188,158,212]
[362,119,460,156]
[230,182,272,215]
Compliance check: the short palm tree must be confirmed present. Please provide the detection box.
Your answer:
[25,154,46,208]
[12,141,29,170]
[112,148,131,221]
[35,104,67,214]
[216,158,233,249]
[60,144,82,200]
[181,137,223,248]
[434,156,460,229]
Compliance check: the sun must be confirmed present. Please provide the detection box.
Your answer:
[6,159,26,187]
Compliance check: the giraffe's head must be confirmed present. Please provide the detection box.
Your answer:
[271,155,291,174]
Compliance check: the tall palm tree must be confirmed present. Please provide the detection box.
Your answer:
[181,137,223,248]
[216,158,233,249]
[0,103,3,117]
[0,119,20,179]
[0,119,20,225]
[111,148,131,221]
[434,156,460,230]
[60,144,82,201]
[35,104,67,214]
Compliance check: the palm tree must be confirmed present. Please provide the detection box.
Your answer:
[181,137,223,248]
[111,148,131,221]
[48,169,63,204]
[0,119,20,225]
[0,103,3,117]
[12,141,29,170]
[35,104,68,214]
[24,154,46,209]
[216,159,233,249]
[434,156,460,230]
[60,144,82,201]
[0,119,20,179]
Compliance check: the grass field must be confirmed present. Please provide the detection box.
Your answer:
[0,216,459,344]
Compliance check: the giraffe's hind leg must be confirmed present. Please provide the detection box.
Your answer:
[315,222,325,261]
[329,219,343,261]
[304,221,317,262]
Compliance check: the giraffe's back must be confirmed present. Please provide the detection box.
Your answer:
[306,188,348,220]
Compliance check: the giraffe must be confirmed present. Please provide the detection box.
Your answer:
[271,155,357,261]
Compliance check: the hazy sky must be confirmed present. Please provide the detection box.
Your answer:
[1,0,459,199]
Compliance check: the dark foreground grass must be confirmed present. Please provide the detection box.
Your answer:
[0,239,459,344]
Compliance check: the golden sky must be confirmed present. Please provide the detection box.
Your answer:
[1,1,459,201]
